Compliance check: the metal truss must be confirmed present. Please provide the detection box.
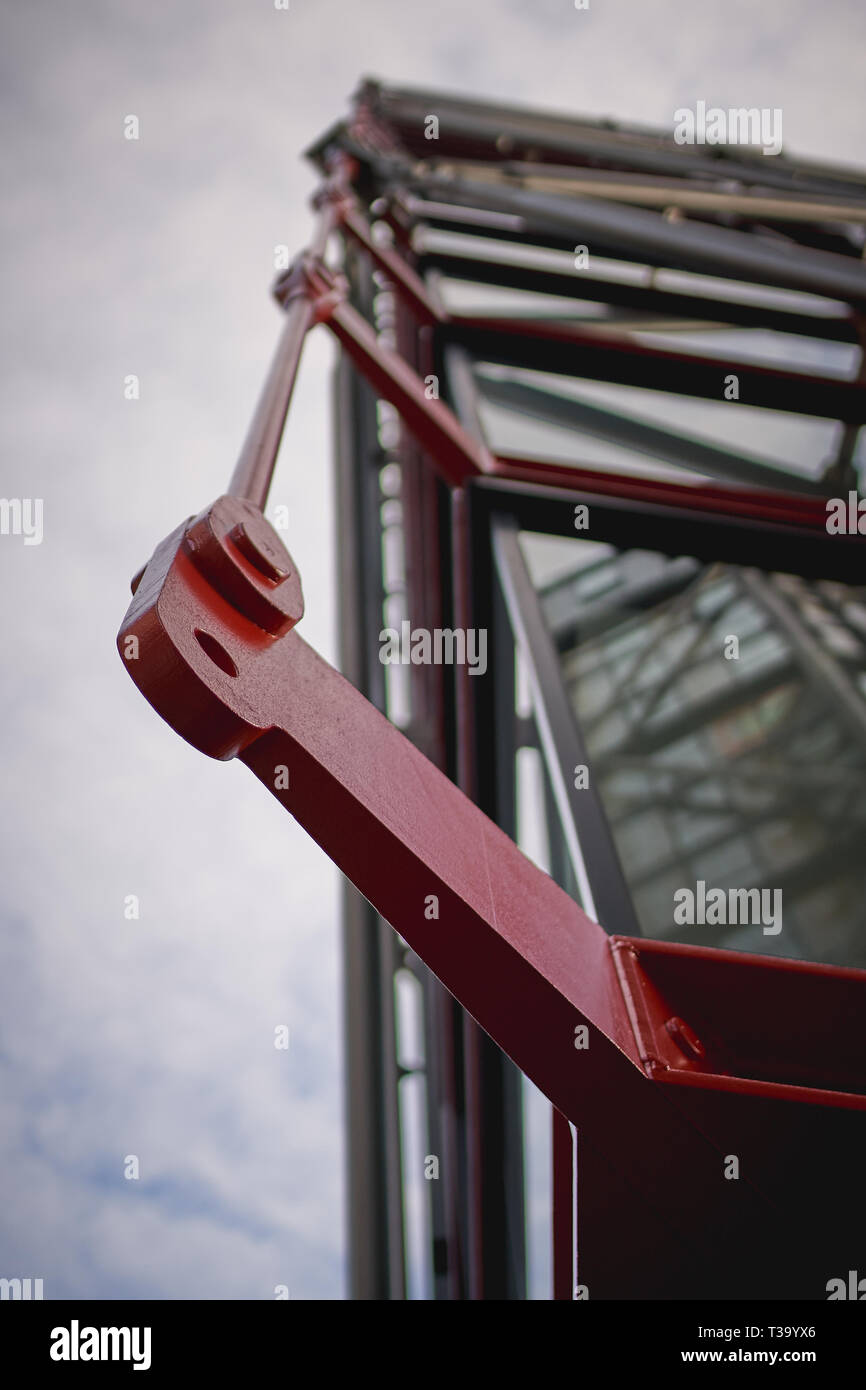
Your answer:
[119,80,866,1301]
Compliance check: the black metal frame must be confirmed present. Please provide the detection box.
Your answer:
[319,78,866,1301]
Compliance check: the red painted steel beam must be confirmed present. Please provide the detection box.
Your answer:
[447,314,866,423]
[340,203,442,328]
[492,452,839,529]
[228,184,346,510]
[118,495,866,1297]
[325,296,494,485]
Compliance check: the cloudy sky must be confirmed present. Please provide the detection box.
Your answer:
[1,0,864,1301]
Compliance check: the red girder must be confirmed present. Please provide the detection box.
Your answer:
[118,491,866,1298]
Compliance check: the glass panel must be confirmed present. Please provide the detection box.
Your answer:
[441,272,858,379]
[422,229,851,322]
[426,226,859,491]
[521,532,866,968]
[478,365,843,489]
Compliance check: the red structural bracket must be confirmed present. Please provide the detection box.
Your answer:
[492,452,839,530]
[610,936,866,1108]
[272,254,349,325]
[118,494,866,1297]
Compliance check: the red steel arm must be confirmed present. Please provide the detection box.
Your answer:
[118,491,866,1298]
[118,164,866,1298]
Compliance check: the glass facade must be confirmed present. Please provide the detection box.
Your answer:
[524,532,866,967]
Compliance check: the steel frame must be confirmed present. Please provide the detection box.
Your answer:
[119,81,866,1301]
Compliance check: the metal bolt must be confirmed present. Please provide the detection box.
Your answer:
[665,1015,706,1062]
[230,520,290,583]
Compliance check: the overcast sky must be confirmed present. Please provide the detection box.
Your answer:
[1,0,864,1301]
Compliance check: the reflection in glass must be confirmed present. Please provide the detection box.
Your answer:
[525,533,866,968]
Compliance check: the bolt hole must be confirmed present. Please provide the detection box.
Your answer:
[194,629,238,677]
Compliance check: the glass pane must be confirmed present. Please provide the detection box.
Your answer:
[479,365,844,489]
[521,532,866,968]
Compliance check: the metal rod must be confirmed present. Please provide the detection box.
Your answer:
[328,298,494,484]
[335,329,394,1298]
[417,176,866,305]
[491,514,642,936]
[417,246,857,345]
[422,160,866,224]
[227,202,337,510]
[446,364,527,1299]
[362,82,866,198]
[226,296,315,509]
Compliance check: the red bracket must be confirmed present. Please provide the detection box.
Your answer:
[272,254,348,325]
[117,497,866,1296]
